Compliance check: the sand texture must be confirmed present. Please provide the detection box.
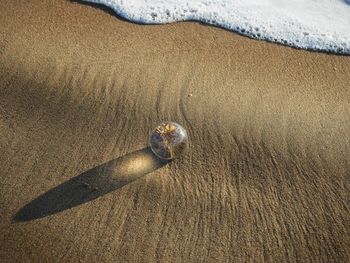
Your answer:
[0,0,349,262]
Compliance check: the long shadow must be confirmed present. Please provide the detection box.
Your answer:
[14,147,169,222]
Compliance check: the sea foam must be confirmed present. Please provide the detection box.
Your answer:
[83,0,350,54]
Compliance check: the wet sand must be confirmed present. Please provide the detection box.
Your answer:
[0,0,349,262]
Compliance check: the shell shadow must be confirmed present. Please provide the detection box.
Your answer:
[14,147,169,222]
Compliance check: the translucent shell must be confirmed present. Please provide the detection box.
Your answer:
[150,121,187,160]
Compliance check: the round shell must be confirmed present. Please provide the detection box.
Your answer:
[150,121,187,160]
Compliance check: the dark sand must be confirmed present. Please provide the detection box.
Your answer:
[0,0,349,262]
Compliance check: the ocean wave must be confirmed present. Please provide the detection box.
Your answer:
[83,0,350,54]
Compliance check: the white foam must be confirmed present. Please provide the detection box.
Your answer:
[83,0,350,54]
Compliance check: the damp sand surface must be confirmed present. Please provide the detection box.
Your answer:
[0,0,349,262]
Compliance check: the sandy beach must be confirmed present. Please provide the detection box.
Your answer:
[0,0,349,262]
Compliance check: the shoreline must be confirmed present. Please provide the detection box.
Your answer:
[80,0,350,55]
